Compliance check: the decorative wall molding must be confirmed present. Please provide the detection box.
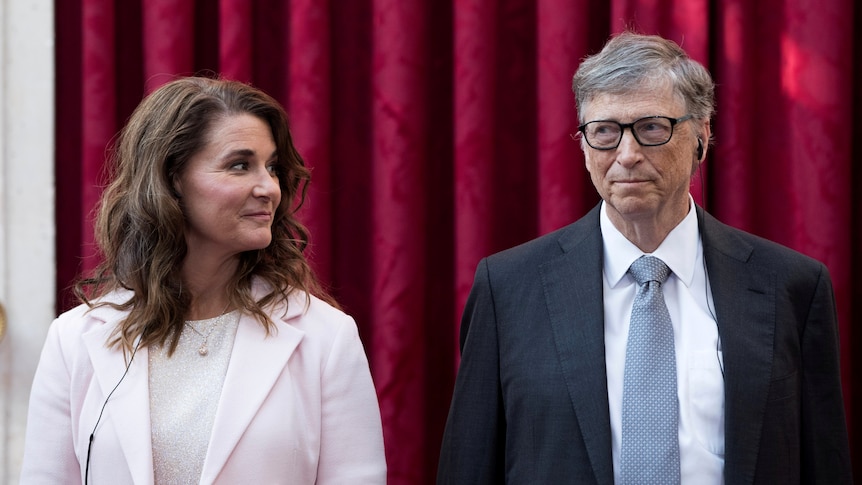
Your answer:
[0,1,55,482]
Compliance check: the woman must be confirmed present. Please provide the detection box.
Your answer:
[21,77,386,484]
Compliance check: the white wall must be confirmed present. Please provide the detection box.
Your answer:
[0,0,55,483]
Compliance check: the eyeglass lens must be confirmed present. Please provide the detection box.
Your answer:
[584,117,674,148]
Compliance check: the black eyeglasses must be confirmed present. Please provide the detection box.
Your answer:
[577,114,693,150]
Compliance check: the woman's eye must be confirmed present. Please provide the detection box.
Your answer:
[230,161,249,170]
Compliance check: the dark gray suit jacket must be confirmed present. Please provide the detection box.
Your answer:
[437,204,852,484]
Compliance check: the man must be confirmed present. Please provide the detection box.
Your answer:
[437,32,851,484]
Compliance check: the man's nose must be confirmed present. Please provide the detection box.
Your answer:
[614,129,643,167]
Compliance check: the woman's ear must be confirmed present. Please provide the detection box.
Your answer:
[171,178,183,199]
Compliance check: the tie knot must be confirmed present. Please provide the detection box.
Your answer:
[628,256,670,285]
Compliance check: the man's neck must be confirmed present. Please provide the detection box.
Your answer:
[606,199,691,253]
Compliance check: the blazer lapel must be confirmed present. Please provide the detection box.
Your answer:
[82,308,155,485]
[200,297,305,483]
[539,206,614,485]
[699,208,775,485]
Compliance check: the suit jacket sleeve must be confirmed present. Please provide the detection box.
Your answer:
[20,316,83,484]
[800,264,852,482]
[437,258,505,484]
[315,314,388,484]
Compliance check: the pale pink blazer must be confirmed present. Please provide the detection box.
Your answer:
[20,285,387,484]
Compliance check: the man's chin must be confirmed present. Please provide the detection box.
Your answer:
[605,196,659,218]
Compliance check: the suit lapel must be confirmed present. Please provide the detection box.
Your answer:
[539,206,614,485]
[82,308,155,485]
[700,209,776,485]
[200,298,305,483]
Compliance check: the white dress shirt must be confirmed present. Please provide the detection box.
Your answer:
[601,199,725,484]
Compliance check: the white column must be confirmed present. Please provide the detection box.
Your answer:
[0,0,55,482]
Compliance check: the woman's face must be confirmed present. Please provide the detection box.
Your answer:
[175,113,282,264]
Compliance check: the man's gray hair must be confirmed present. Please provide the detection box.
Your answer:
[572,32,715,126]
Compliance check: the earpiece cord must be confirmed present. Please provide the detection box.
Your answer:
[85,338,141,484]
[697,161,724,379]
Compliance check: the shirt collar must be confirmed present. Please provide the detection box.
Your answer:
[600,196,700,288]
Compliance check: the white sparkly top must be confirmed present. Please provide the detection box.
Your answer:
[148,310,240,485]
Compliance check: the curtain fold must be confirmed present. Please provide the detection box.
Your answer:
[453,0,497,347]
[535,0,594,235]
[369,0,431,477]
[143,0,194,88]
[288,0,334,282]
[56,1,862,482]
[80,0,116,276]
[219,0,253,81]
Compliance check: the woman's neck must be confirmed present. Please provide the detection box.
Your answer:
[180,256,238,320]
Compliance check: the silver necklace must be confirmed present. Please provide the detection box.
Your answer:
[185,304,231,356]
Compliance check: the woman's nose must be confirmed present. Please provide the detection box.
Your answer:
[253,168,281,199]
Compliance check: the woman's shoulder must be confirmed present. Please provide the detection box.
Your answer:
[39,291,131,370]
[280,290,355,330]
[52,290,131,334]
[252,279,351,324]
[258,291,355,351]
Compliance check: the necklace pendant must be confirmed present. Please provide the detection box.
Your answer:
[198,343,209,356]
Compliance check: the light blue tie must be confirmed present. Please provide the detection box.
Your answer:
[620,255,680,484]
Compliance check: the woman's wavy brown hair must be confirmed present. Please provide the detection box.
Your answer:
[76,76,332,354]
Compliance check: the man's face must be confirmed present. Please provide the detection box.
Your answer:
[580,84,708,230]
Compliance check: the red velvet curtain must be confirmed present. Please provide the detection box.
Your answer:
[55,0,862,482]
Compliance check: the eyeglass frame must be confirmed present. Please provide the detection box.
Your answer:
[576,114,694,150]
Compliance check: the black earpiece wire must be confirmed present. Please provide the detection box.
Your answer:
[85,337,142,484]
[696,157,723,378]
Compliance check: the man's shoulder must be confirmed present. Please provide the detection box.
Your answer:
[700,209,826,273]
[485,205,601,270]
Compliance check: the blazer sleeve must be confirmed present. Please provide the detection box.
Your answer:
[437,258,505,484]
[315,314,387,484]
[800,264,853,482]
[20,317,83,484]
